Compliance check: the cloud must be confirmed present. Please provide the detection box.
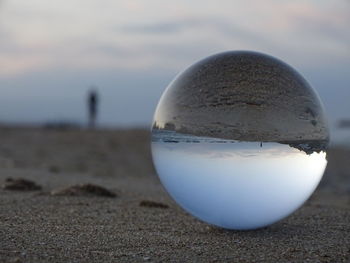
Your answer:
[121,21,186,34]
[120,16,268,44]
[0,0,349,127]
[1,0,349,76]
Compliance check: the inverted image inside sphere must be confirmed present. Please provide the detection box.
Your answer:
[151,51,329,230]
[153,51,329,152]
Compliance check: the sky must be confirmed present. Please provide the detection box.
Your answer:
[0,0,349,129]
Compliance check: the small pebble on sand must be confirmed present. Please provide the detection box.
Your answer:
[51,183,116,197]
[2,177,42,191]
[139,200,169,209]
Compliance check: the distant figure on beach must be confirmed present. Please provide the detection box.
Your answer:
[88,89,99,128]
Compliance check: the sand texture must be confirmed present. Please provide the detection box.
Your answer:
[0,126,349,262]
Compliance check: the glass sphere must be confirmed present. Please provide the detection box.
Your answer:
[151,51,329,230]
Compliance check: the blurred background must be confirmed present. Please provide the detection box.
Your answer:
[0,0,349,142]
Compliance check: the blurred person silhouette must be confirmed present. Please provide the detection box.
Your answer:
[88,88,99,129]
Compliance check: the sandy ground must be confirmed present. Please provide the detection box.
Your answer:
[0,126,349,262]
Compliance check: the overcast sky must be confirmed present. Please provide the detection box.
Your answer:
[0,0,349,129]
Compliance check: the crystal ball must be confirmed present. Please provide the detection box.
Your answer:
[151,51,329,230]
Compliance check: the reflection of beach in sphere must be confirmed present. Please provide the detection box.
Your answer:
[151,51,329,230]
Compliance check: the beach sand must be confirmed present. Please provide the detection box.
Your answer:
[0,126,349,262]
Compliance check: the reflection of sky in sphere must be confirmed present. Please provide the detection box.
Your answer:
[152,139,327,230]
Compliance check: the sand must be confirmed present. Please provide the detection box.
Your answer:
[0,126,349,262]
